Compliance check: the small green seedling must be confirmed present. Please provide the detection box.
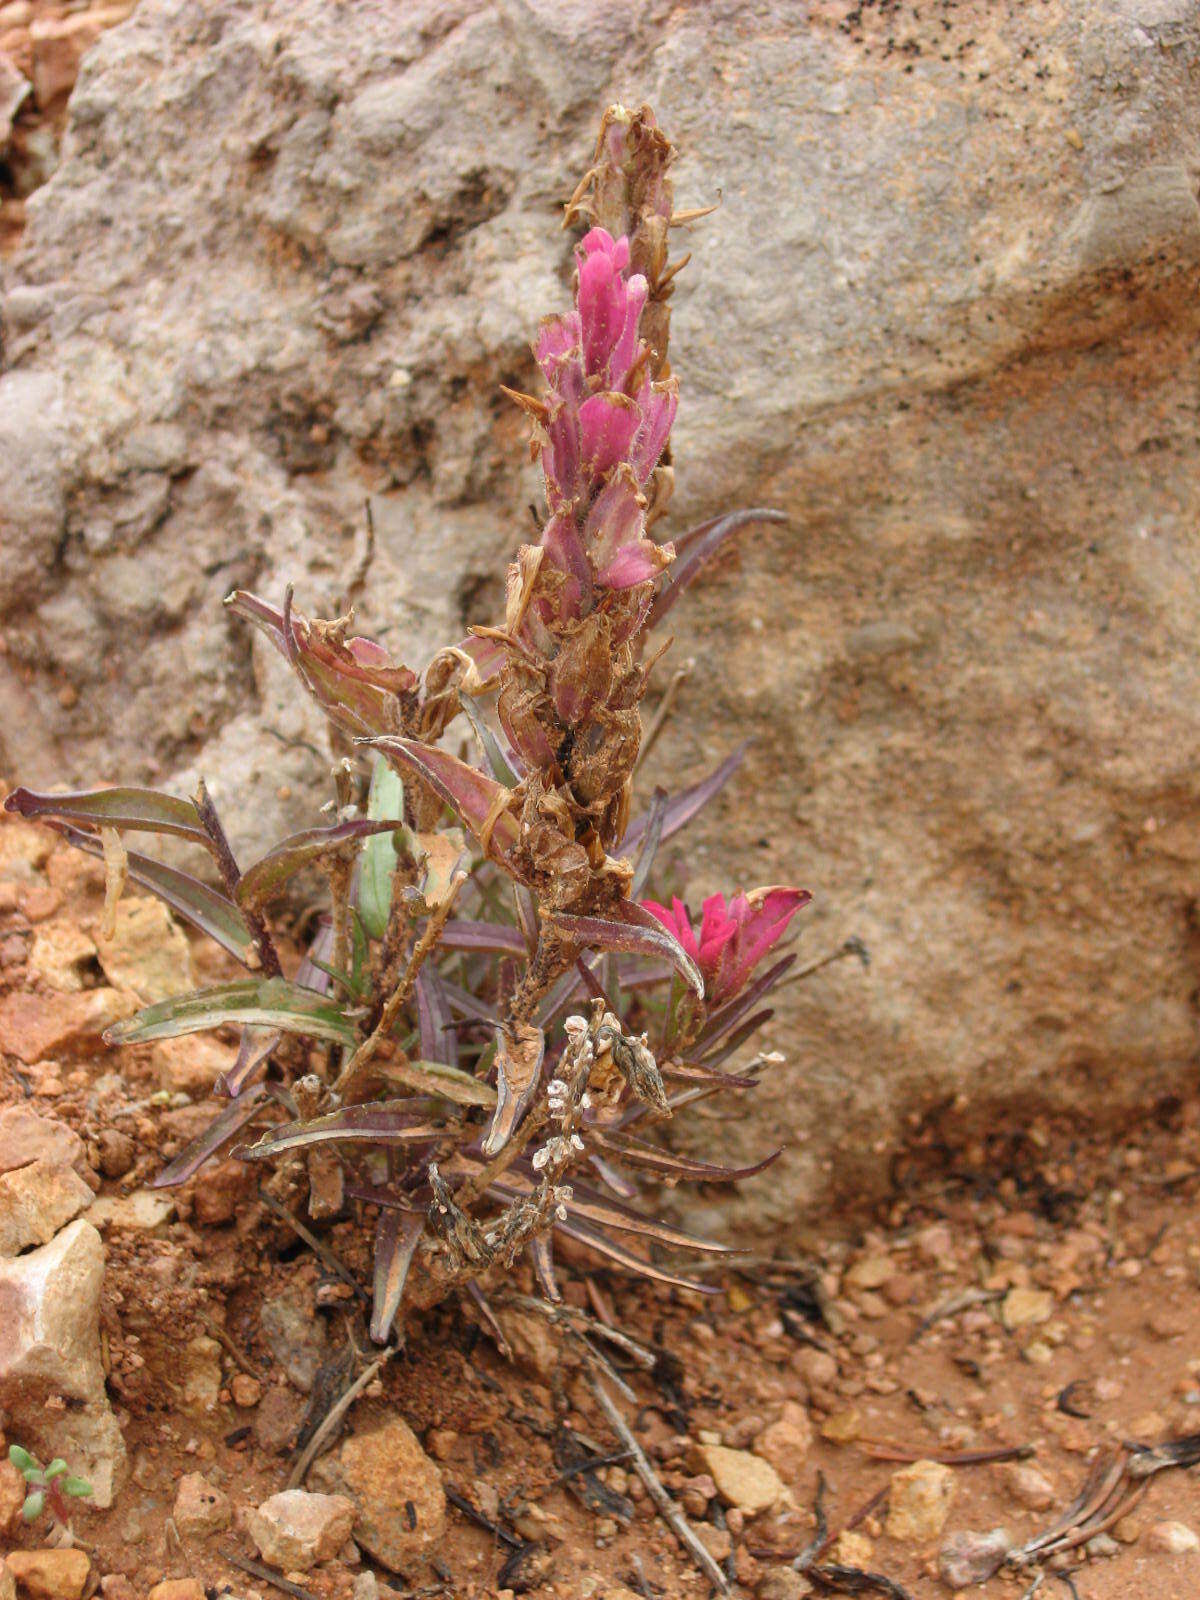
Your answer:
[8,1445,93,1526]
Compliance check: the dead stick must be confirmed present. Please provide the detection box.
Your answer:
[287,1349,393,1489]
[200,1314,267,1383]
[636,660,693,771]
[859,1441,1034,1466]
[805,1484,888,1568]
[257,1186,369,1304]
[589,1371,729,1595]
[335,871,466,1093]
[221,1549,319,1600]
[445,1485,523,1549]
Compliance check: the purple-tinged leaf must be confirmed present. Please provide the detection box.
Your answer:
[236,819,401,911]
[104,978,357,1048]
[694,954,796,1051]
[215,1027,279,1097]
[482,1022,545,1157]
[223,590,289,655]
[595,1132,783,1185]
[629,787,668,899]
[466,1281,512,1356]
[439,920,529,957]
[661,1060,759,1088]
[551,1215,718,1294]
[549,901,703,996]
[534,962,591,1026]
[491,1174,732,1255]
[376,1057,495,1108]
[241,1102,443,1160]
[621,742,750,853]
[617,1067,767,1134]
[613,957,674,989]
[366,738,523,876]
[343,1182,418,1210]
[648,509,787,628]
[370,1208,424,1344]
[295,920,334,996]
[575,957,614,1008]
[587,1151,641,1200]
[149,1086,268,1189]
[415,968,454,1065]
[6,785,214,852]
[690,1010,775,1072]
[437,977,501,1027]
[54,825,256,965]
[228,589,416,737]
[513,885,538,955]
[459,694,521,787]
[528,1234,561,1302]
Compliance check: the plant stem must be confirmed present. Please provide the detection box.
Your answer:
[334,871,466,1095]
[194,779,282,978]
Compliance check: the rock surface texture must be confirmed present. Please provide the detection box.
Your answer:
[311,1418,446,1571]
[1,1,1199,1226]
[0,1219,126,1505]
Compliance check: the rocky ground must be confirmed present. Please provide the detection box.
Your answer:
[1,803,1199,1600]
[0,0,133,251]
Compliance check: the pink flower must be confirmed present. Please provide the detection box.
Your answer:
[532,226,675,597]
[643,886,811,1005]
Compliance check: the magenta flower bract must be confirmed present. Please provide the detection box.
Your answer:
[642,886,812,1006]
[534,226,676,600]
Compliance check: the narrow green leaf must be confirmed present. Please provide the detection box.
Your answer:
[62,1477,93,1499]
[104,978,357,1048]
[350,912,369,992]
[5,785,213,850]
[7,1446,36,1473]
[241,1102,442,1159]
[236,819,401,911]
[359,758,405,939]
[43,1460,67,1481]
[376,1057,496,1108]
[365,738,523,876]
[21,1490,45,1522]
[459,695,520,786]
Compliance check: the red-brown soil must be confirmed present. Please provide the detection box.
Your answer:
[1,810,1198,1600]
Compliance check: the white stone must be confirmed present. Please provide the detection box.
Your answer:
[245,1490,356,1571]
[0,1220,126,1506]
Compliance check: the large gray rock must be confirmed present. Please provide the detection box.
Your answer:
[2,0,1199,1225]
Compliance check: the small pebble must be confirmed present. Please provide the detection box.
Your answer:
[1148,1522,1200,1555]
[230,1374,262,1408]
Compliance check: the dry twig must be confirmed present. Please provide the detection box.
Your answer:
[222,1549,319,1600]
[588,1370,729,1594]
[287,1348,393,1489]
